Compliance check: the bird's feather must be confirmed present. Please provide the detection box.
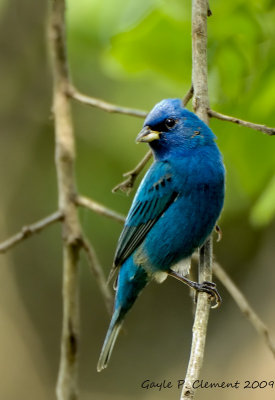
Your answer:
[97,308,123,372]
[113,161,178,269]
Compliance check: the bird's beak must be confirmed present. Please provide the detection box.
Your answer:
[136,126,160,143]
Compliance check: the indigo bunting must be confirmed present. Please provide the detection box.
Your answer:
[97,98,225,371]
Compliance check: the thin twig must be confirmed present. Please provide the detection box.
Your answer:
[68,85,147,118]
[76,195,125,224]
[49,0,82,399]
[182,85,194,107]
[0,211,63,254]
[208,109,275,136]
[181,0,211,398]
[213,261,275,357]
[80,236,113,314]
[112,150,152,194]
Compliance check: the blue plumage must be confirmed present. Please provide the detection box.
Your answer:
[97,99,225,371]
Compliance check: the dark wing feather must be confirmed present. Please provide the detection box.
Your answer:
[113,161,178,269]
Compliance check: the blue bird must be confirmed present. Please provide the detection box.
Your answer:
[97,98,225,371]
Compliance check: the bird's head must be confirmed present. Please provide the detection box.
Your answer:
[136,98,216,159]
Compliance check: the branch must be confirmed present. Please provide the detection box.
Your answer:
[68,85,147,118]
[181,0,212,399]
[182,85,194,107]
[181,240,213,400]
[191,5,210,121]
[49,1,82,399]
[112,150,152,194]
[208,109,275,136]
[80,236,113,314]
[76,195,125,224]
[0,211,63,254]
[213,261,275,358]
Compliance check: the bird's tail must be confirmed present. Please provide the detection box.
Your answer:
[97,257,148,371]
[97,308,123,372]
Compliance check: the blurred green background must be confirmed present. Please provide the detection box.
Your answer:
[0,0,274,399]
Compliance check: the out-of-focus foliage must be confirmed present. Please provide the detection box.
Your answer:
[251,176,275,226]
[68,0,275,226]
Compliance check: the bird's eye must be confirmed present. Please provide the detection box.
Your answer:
[165,118,176,129]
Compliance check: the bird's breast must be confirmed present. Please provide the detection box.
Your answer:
[138,177,224,272]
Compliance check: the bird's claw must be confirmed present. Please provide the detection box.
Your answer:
[194,280,222,309]
[167,270,222,309]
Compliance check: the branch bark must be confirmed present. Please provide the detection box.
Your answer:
[0,211,63,253]
[182,85,194,107]
[181,0,212,398]
[208,109,275,136]
[80,236,113,314]
[76,195,125,224]
[68,85,147,118]
[112,151,152,194]
[49,1,82,399]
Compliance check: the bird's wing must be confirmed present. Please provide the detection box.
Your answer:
[113,161,178,270]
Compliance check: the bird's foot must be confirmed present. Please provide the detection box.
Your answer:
[193,280,222,309]
[168,270,222,309]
